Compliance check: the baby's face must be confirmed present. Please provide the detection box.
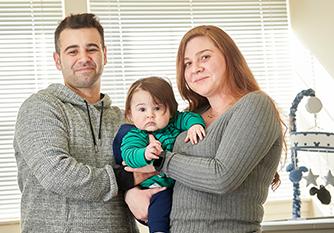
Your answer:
[128,89,170,132]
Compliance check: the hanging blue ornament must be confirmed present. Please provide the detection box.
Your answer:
[286,163,308,183]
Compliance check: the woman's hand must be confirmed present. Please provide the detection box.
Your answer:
[125,186,166,221]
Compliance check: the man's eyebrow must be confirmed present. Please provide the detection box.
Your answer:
[64,45,79,53]
[63,43,100,53]
[87,43,100,48]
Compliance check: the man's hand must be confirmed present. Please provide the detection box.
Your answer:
[133,170,158,186]
[184,124,206,144]
[124,163,156,173]
[125,186,166,222]
[120,160,157,184]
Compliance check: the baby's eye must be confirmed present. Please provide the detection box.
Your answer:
[138,107,146,112]
[155,105,166,112]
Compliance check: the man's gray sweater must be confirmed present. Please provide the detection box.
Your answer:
[14,84,138,233]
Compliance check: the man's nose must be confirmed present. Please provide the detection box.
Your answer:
[78,51,92,63]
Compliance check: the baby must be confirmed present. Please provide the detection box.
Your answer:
[113,76,205,233]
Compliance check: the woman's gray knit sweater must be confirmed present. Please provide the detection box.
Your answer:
[14,84,138,233]
[162,91,282,233]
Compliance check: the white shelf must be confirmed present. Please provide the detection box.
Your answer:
[262,217,334,232]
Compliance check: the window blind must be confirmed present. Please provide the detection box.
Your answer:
[89,0,294,111]
[0,0,298,222]
[89,0,295,200]
[0,0,63,221]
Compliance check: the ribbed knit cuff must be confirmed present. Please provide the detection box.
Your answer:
[160,151,176,177]
[113,164,134,192]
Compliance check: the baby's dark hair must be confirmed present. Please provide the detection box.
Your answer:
[124,76,178,121]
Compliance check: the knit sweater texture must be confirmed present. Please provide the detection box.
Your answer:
[162,91,282,233]
[13,84,138,233]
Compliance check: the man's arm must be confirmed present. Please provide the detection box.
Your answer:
[14,95,118,201]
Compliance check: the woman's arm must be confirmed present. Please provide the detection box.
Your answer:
[161,92,282,194]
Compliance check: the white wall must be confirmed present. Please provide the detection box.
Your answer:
[289,0,334,79]
[64,0,87,15]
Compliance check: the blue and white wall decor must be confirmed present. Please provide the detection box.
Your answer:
[288,89,334,219]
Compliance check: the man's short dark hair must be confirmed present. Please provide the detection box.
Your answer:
[54,13,105,53]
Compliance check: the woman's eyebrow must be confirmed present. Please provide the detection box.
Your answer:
[184,49,212,60]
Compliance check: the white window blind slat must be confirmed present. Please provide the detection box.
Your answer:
[0,0,63,221]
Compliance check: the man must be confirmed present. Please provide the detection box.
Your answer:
[14,13,160,233]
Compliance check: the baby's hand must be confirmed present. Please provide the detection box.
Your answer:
[145,135,162,161]
[184,124,206,144]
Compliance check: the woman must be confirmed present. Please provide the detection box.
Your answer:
[125,25,284,233]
